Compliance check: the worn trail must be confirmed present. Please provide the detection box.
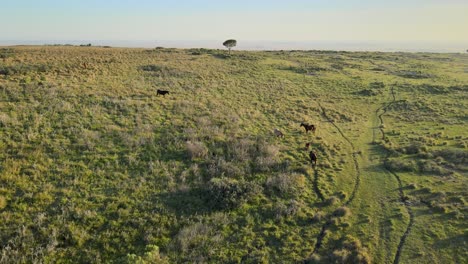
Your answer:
[317,102,361,206]
[376,87,414,264]
[308,101,362,258]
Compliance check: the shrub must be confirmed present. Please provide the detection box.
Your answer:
[0,48,15,59]
[254,155,278,172]
[0,195,6,209]
[433,149,467,165]
[396,70,432,79]
[266,173,305,197]
[325,196,340,206]
[173,223,211,253]
[312,212,325,223]
[0,64,50,76]
[274,200,300,219]
[369,82,385,89]
[126,245,169,264]
[206,158,244,179]
[225,137,280,172]
[336,191,347,200]
[448,196,465,205]
[384,158,417,172]
[333,206,351,218]
[305,254,322,263]
[186,141,208,160]
[355,89,380,96]
[206,178,260,209]
[329,235,371,264]
[432,204,448,214]
[399,142,427,154]
[418,160,451,176]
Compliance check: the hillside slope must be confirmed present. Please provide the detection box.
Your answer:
[0,47,467,263]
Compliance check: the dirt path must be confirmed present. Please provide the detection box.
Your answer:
[309,101,362,257]
[317,102,361,206]
[376,86,415,264]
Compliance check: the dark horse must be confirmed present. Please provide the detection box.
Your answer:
[300,122,316,133]
[157,89,169,97]
[309,151,317,166]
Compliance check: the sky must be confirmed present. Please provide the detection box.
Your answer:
[1,0,467,51]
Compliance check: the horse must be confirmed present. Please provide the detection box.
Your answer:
[300,122,316,133]
[274,128,284,138]
[157,89,169,97]
[309,150,317,166]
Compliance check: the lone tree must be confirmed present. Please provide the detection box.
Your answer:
[223,39,237,54]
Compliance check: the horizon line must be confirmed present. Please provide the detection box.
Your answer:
[1,40,467,53]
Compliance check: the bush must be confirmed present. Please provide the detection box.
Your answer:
[329,235,371,264]
[266,173,305,197]
[325,196,340,206]
[126,245,169,264]
[333,206,352,218]
[0,195,6,209]
[369,82,385,89]
[140,64,164,72]
[433,149,467,165]
[448,196,465,205]
[399,142,427,154]
[312,212,325,223]
[418,160,451,176]
[0,64,50,76]
[355,89,380,96]
[432,204,448,214]
[0,48,15,59]
[274,200,300,219]
[396,70,432,79]
[206,158,244,179]
[253,141,280,172]
[305,254,322,263]
[384,158,418,172]
[186,141,208,160]
[206,178,260,209]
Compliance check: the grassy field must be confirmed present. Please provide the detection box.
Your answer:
[0,46,466,263]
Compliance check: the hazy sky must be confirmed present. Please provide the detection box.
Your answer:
[1,0,467,45]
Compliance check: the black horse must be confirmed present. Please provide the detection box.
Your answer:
[157,89,169,97]
[309,151,317,166]
[300,122,316,133]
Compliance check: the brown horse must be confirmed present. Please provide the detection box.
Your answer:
[300,122,316,133]
[274,128,284,138]
[309,150,317,166]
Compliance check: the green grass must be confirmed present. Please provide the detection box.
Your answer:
[0,46,466,263]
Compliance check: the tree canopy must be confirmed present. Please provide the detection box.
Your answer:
[223,39,237,54]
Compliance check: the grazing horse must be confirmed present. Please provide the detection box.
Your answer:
[157,89,169,97]
[274,128,284,138]
[309,151,317,166]
[300,122,316,133]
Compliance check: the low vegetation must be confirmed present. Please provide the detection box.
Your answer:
[0,46,466,263]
